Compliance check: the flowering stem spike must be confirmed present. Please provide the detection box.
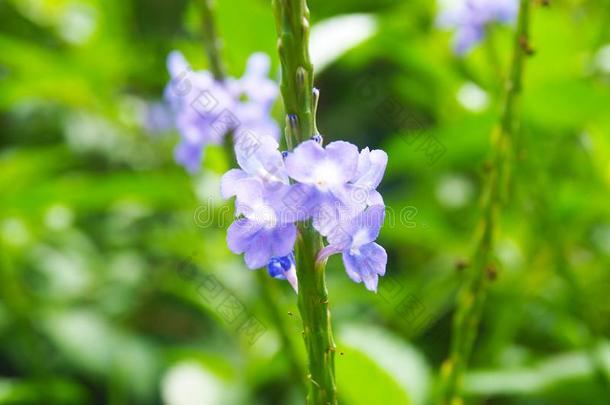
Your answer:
[273,0,316,143]
[272,0,338,403]
[440,1,533,403]
[200,0,226,81]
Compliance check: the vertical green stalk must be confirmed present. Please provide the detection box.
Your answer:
[272,1,337,403]
[440,1,532,403]
[200,0,226,81]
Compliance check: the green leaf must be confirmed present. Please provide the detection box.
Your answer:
[336,324,430,405]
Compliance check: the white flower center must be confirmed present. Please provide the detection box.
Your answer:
[350,228,369,250]
[248,203,278,229]
[313,160,341,190]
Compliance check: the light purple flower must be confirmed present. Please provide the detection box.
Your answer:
[217,86,389,292]
[221,135,299,220]
[437,0,518,54]
[284,140,388,236]
[165,51,234,172]
[225,178,297,269]
[318,205,387,292]
[230,53,281,143]
[228,219,297,269]
[284,140,360,233]
[222,135,306,272]
[164,51,279,172]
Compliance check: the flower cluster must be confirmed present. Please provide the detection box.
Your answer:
[437,0,518,54]
[164,51,279,172]
[221,128,388,292]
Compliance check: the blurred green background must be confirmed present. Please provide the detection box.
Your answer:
[1,0,610,404]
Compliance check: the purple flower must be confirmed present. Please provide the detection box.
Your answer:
[217,89,389,292]
[284,140,360,233]
[318,205,387,292]
[165,51,234,172]
[164,51,280,172]
[221,135,298,219]
[284,140,387,236]
[437,0,518,54]
[221,135,307,273]
[229,53,281,143]
[226,178,297,269]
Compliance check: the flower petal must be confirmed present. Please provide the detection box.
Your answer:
[220,169,249,199]
[325,141,360,183]
[235,133,287,184]
[285,140,326,183]
[274,183,316,223]
[342,242,387,292]
[244,233,274,269]
[270,224,298,258]
[327,204,385,250]
[227,218,263,254]
[174,140,203,173]
[245,52,271,77]
[353,148,388,190]
[167,50,189,78]
[234,178,265,218]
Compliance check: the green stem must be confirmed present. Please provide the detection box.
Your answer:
[441,1,532,403]
[200,0,226,81]
[272,1,337,403]
[295,231,336,404]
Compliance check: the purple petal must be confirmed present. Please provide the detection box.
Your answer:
[366,190,385,206]
[274,183,316,223]
[243,225,294,269]
[227,218,263,254]
[317,244,341,262]
[269,224,297,257]
[174,140,203,173]
[245,52,271,77]
[353,148,388,190]
[454,25,485,55]
[244,232,274,269]
[342,242,387,292]
[327,205,385,250]
[325,141,360,183]
[234,178,265,218]
[221,169,249,199]
[167,51,189,78]
[285,140,326,183]
[331,183,367,215]
[234,133,287,184]
[312,198,345,237]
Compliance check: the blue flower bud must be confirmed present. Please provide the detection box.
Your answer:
[267,258,286,279]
